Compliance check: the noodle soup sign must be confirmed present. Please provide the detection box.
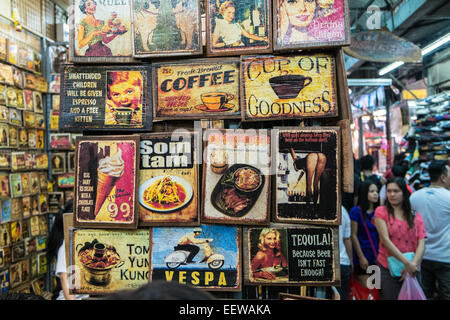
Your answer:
[241,53,337,121]
[139,132,199,226]
[70,228,150,295]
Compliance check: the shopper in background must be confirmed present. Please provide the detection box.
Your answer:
[380,164,413,205]
[373,177,427,300]
[350,180,380,287]
[338,205,353,300]
[410,160,450,300]
[47,200,88,300]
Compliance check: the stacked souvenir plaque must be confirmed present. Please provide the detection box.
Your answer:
[0,28,50,294]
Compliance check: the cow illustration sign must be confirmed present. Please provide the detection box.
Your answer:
[150,225,241,291]
[131,0,202,58]
[241,53,337,121]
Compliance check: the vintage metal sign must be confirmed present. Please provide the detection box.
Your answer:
[274,127,340,225]
[241,53,337,121]
[206,0,272,56]
[244,225,339,285]
[60,65,151,131]
[139,132,199,226]
[150,224,241,291]
[70,0,134,63]
[131,0,202,58]
[153,58,240,120]
[202,129,271,225]
[70,228,150,294]
[74,135,139,229]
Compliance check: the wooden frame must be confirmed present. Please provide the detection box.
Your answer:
[73,135,140,229]
[60,64,152,132]
[273,0,350,51]
[138,132,200,227]
[243,224,340,286]
[131,0,203,58]
[272,127,341,225]
[240,51,339,122]
[152,58,241,120]
[69,0,136,63]
[70,228,151,295]
[201,129,271,226]
[149,225,242,292]
[206,0,273,57]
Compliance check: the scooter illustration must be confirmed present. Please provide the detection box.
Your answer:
[164,239,225,270]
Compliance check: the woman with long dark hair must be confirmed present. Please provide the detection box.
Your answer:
[373,177,427,300]
[350,179,380,287]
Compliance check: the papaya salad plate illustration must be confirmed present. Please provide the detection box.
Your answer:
[139,175,193,213]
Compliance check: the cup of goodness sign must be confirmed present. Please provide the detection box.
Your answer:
[241,54,337,121]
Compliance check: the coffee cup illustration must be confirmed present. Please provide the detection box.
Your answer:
[269,75,312,99]
[201,92,234,110]
[114,107,134,124]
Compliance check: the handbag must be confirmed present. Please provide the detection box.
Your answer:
[387,252,415,278]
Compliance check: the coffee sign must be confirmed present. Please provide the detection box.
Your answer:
[60,65,151,131]
[241,54,337,121]
[153,59,240,120]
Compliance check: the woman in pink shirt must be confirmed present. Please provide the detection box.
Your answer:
[373,177,427,300]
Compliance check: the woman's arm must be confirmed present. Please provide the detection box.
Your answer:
[212,34,225,48]
[412,238,425,267]
[350,220,368,269]
[59,272,75,300]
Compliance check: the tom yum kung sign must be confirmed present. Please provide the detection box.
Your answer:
[153,59,240,120]
[241,53,337,121]
[60,65,151,131]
